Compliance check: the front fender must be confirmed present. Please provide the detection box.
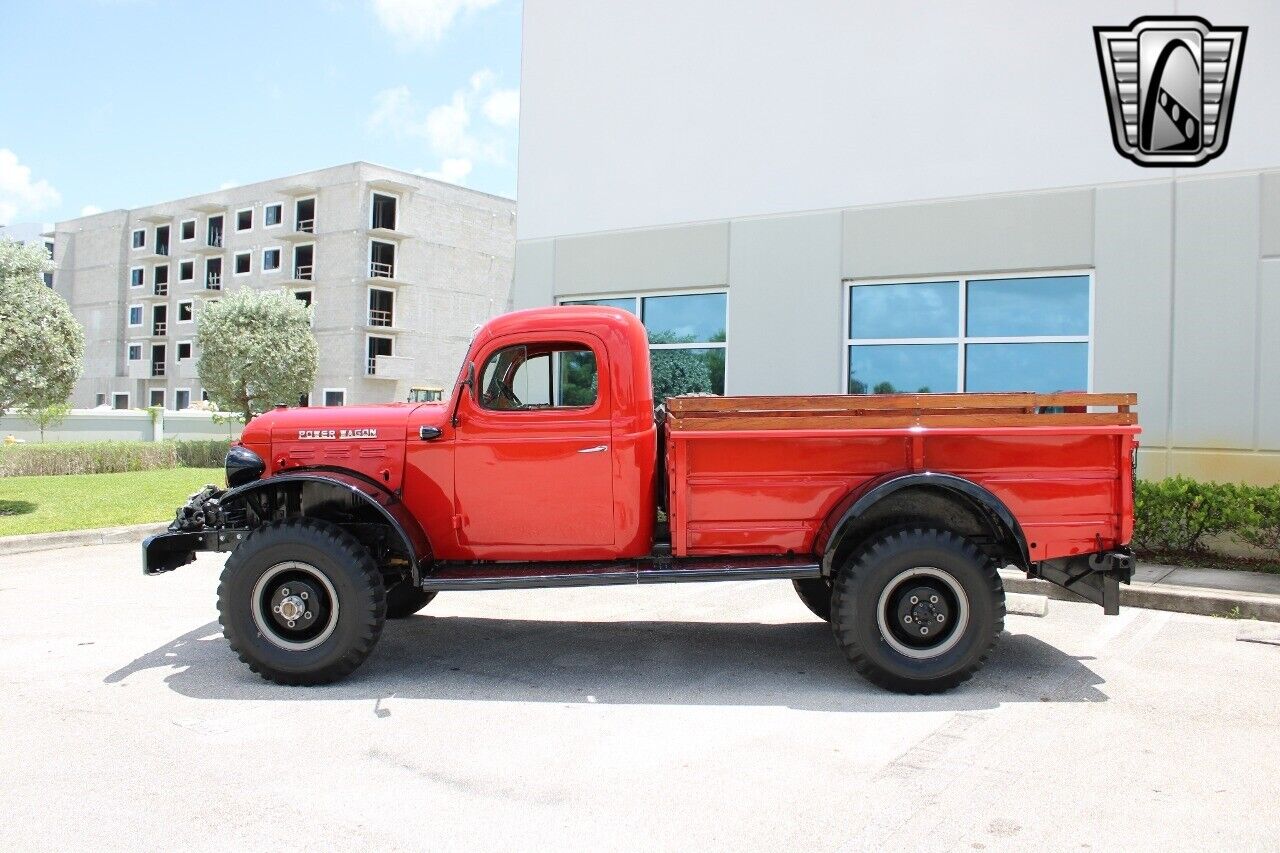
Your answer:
[223,470,432,581]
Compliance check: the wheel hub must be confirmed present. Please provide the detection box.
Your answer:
[875,567,970,660]
[896,585,950,637]
[251,562,340,652]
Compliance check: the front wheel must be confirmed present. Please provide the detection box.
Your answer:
[217,519,386,685]
[830,527,1004,694]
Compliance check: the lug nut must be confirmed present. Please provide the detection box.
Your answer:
[929,595,938,604]
[273,605,282,614]
[920,626,929,635]
[281,587,290,596]
[904,615,913,624]
[910,596,918,604]
[304,612,312,620]
[936,614,945,623]
[287,620,296,628]
[300,592,308,600]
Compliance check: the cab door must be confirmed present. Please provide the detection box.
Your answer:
[453,332,615,553]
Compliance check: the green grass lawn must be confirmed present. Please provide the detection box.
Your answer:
[0,468,223,537]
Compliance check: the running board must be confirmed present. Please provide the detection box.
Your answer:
[421,555,822,591]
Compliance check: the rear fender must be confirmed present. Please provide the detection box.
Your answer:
[816,472,1030,575]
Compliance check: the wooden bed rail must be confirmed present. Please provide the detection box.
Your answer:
[665,392,1138,431]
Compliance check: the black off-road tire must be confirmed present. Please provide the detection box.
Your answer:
[217,518,386,685]
[385,581,437,619]
[792,577,833,622]
[830,527,1004,694]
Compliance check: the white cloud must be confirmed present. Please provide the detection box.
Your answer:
[80,205,103,217]
[420,158,473,185]
[371,0,500,47]
[483,88,519,128]
[0,149,60,226]
[368,68,516,188]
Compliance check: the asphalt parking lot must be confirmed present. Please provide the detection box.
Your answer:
[1,542,1278,852]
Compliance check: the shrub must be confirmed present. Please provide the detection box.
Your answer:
[174,439,232,469]
[0,439,229,477]
[1239,485,1280,555]
[1132,476,1259,554]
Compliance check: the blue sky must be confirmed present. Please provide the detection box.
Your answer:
[0,0,522,225]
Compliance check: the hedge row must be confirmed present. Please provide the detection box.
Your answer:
[1134,476,1280,556]
[0,439,231,477]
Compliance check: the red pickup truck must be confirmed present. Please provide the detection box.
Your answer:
[145,306,1139,693]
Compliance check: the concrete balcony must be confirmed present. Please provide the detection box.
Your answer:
[368,355,414,380]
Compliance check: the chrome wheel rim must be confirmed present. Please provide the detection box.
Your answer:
[876,566,969,659]
[251,561,340,651]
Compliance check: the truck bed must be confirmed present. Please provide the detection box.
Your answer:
[664,392,1139,562]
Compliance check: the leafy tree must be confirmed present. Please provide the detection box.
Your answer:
[0,239,84,417]
[21,401,72,442]
[196,287,317,423]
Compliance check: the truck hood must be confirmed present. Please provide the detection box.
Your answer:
[242,402,448,445]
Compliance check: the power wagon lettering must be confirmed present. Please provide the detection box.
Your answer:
[145,305,1139,694]
[297,428,378,440]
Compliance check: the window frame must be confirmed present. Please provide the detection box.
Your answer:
[176,340,193,361]
[149,388,166,409]
[174,388,191,410]
[557,287,729,395]
[323,388,346,407]
[129,266,145,288]
[233,250,252,277]
[263,202,283,229]
[370,190,399,231]
[473,336,606,413]
[262,245,282,273]
[113,392,130,410]
[841,270,1095,394]
[131,229,146,250]
[127,303,144,327]
[235,207,254,232]
[179,218,196,242]
[176,300,194,324]
[127,343,143,361]
[179,259,194,281]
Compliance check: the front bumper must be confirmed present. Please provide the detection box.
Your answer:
[142,529,248,575]
[142,484,244,575]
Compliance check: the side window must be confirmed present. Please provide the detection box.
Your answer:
[479,342,598,411]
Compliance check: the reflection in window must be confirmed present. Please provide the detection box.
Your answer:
[846,274,1090,394]
[966,276,1089,337]
[965,343,1088,392]
[849,344,957,394]
[561,292,728,402]
[850,282,958,340]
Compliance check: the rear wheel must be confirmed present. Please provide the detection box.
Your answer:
[217,518,386,685]
[830,527,1003,694]
[792,577,832,621]
[385,581,437,619]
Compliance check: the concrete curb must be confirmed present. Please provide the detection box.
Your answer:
[999,569,1280,623]
[0,522,167,557]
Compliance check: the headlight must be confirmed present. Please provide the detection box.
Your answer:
[225,446,265,487]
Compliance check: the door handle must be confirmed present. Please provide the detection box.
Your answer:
[577,445,608,454]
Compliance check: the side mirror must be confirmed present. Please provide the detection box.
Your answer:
[464,362,476,398]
